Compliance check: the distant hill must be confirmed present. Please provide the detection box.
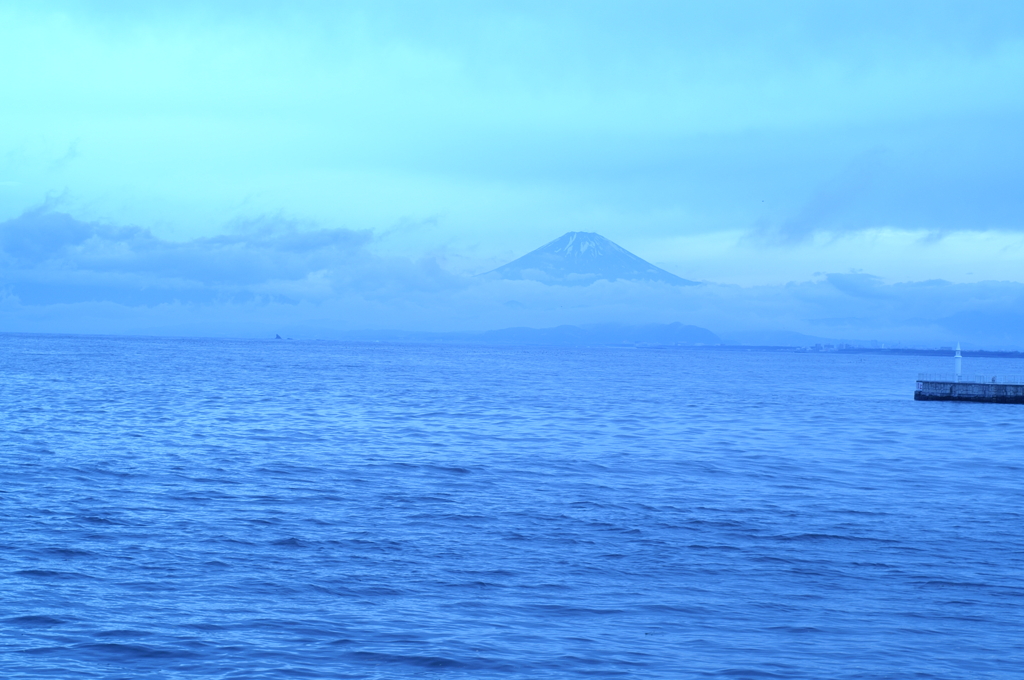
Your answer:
[334,322,721,347]
[475,322,719,346]
[483,231,696,286]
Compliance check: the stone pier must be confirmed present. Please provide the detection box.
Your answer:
[915,379,1024,403]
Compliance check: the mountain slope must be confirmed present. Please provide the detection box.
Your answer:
[483,232,696,286]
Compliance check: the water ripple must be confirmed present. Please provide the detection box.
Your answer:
[1,334,1022,678]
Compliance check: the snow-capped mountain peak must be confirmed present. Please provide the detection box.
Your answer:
[483,232,695,286]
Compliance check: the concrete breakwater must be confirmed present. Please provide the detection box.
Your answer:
[915,343,1024,403]
[915,378,1024,403]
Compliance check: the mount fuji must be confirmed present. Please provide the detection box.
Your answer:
[483,232,696,286]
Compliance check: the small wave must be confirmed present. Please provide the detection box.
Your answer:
[712,669,788,678]
[5,615,67,626]
[346,651,469,669]
[772,532,895,543]
[41,547,93,557]
[75,642,200,660]
[270,537,306,547]
[13,569,94,580]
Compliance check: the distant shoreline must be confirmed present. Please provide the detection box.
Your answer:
[698,345,1024,358]
[3,331,1022,357]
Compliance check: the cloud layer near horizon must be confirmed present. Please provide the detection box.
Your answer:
[2,0,1024,281]
[4,210,1024,349]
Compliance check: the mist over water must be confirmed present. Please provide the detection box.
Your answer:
[1,334,1021,678]
[4,210,1024,348]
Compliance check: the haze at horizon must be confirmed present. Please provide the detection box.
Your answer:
[2,1,1024,346]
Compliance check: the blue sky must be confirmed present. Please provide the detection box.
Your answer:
[3,1,1024,344]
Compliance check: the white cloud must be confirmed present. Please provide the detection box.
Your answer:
[3,209,1024,348]
[2,0,1024,261]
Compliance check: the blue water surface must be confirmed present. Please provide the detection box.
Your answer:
[1,334,1022,679]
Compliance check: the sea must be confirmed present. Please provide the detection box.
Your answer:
[1,333,1021,679]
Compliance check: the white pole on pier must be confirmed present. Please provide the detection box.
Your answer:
[954,342,962,382]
